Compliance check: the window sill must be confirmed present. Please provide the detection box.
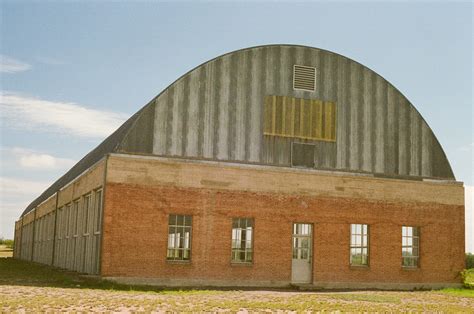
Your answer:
[231,262,253,267]
[350,265,370,270]
[402,266,419,271]
[166,260,191,265]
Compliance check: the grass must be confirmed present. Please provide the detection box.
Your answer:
[0,245,13,258]
[0,257,218,294]
[0,257,473,312]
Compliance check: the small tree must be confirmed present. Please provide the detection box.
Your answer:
[467,253,474,269]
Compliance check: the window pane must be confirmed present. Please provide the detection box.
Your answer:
[402,226,419,267]
[184,216,192,226]
[231,217,253,263]
[169,214,176,225]
[413,227,419,237]
[167,214,192,261]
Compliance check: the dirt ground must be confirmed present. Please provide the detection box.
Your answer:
[0,258,473,312]
[1,285,474,312]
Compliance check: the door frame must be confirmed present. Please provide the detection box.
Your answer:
[291,222,314,284]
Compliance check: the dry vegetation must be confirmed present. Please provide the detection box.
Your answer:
[0,258,473,312]
[0,245,13,258]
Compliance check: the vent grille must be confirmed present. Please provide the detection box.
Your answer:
[293,65,316,92]
[291,142,316,168]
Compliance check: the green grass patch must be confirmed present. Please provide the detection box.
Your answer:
[0,258,219,295]
[326,293,401,303]
[440,288,474,298]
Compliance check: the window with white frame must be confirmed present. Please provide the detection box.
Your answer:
[402,226,420,267]
[94,189,103,233]
[83,194,91,234]
[73,199,80,236]
[231,218,254,263]
[167,214,192,261]
[350,224,369,266]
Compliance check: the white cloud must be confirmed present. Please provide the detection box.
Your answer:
[1,147,76,170]
[0,55,31,73]
[0,177,53,239]
[0,92,128,138]
[0,177,51,198]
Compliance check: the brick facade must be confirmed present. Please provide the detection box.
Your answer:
[99,155,465,289]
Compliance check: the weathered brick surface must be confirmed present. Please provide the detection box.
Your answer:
[101,169,464,286]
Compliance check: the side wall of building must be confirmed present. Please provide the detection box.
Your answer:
[101,155,465,289]
[14,159,106,275]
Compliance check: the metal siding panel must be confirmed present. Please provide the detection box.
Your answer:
[228,53,238,160]
[170,81,184,156]
[186,68,200,157]
[349,62,359,170]
[374,75,386,173]
[386,85,398,175]
[263,47,278,164]
[244,49,253,162]
[248,48,263,163]
[216,55,231,160]
[277,46,292,165]
[180,76,190,157]
[336,57,349,170]
[409,107,421,176]
[153,92,168,155]
[165,86,175,155]
[362,68,373,172]
[320,52,336,168]
[235,51,247,161]
[202,62,216,159]
[421,121,433,177]
[197,64,207,158]
[398,98,409,175]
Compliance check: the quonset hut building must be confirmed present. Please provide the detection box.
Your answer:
[14,45,465,289]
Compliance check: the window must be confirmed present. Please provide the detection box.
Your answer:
[73,200,80,236]
[263,95,336,142]
[167,214,192,261]
[231,218,254,263]
[291,142,316,168]
[65,203,71,238]
[83,194,91,234]
[293,65,316,92]
[402,226,419,267]
[94,189,103,232]
[292,223,312,259]
[350,224,369,266]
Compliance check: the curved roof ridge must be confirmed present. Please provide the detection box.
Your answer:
[19,44,455,218]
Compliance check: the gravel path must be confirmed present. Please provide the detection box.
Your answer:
[1,285,473,312]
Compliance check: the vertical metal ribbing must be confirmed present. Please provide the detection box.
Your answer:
[30,209,37,261]
[51,192,59,266]
[98,155,109,276]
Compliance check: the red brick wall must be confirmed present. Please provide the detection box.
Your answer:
[101,181,465,286]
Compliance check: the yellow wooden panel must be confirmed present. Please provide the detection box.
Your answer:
[271,95,276,134]
[263,96,273,134]
[263,95,336,142]
[324,101,332,140]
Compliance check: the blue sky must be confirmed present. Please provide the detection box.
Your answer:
[0,1,472,251]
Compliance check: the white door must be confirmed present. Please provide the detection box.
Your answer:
[291,223,313,284]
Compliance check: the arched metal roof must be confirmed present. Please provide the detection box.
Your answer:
[20,44,455,217]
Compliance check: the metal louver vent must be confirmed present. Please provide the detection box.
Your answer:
[293,65,316,92]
